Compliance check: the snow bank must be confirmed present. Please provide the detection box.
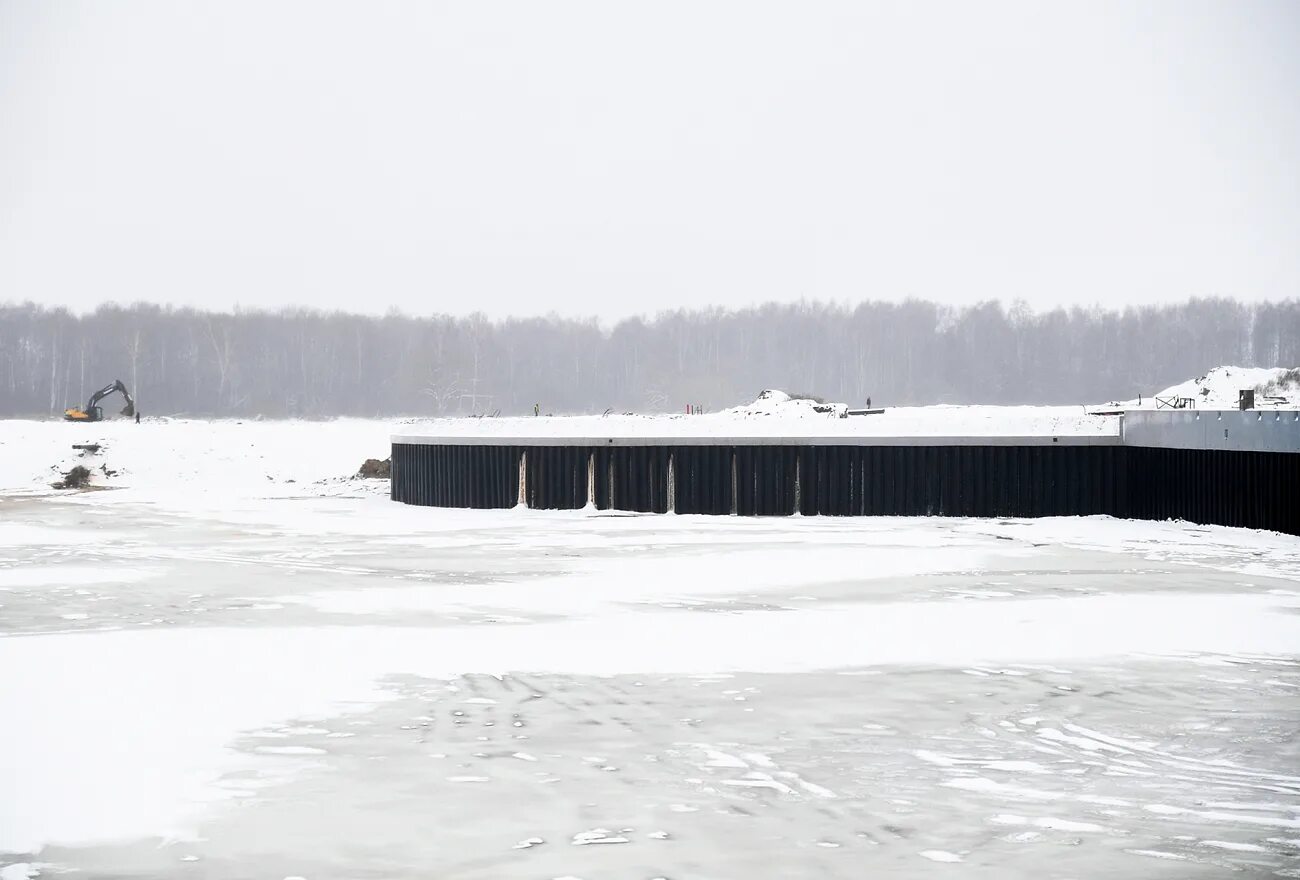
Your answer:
[1155,366,1300,408]
[719,389,848,419]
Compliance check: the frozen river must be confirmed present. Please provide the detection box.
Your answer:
[2,480,1299,879]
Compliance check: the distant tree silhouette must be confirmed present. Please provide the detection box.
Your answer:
[0,297,1295,418]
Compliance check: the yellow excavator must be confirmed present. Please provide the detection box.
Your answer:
[65,379,135,422]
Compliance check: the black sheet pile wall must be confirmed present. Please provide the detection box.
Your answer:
[389,443,521,509]
[524,446,591,509]
[1125,446,1299,535]
[792,445,1124,518]
[390,442,1297,534]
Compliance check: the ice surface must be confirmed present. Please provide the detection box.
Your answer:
[2,500,1297,870]
[0,566,161,590]
[0,865,39,880]
[919,850,964,862]
[278,542,1013,618]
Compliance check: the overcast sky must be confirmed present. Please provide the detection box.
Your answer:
[2,1,1297,320]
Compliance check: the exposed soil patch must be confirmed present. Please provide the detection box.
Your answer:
[53,465,93,490]
[357,458,392,479]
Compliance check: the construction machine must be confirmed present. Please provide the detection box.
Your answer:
[65,379,135,422]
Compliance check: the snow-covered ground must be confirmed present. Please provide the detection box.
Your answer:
[394,402,1119,442]
[0,417,397,496]
[1,416,1298,878]
[1102,365,1300,411]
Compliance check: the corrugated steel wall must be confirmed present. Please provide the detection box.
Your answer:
[1125,446,1299,534]
[390,442,1297,534]
[389,444,521,509]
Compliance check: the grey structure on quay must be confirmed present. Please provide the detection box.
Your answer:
[390,409,1300,536]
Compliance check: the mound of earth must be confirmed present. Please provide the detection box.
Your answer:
[357,458,391,479]
[53,465,93,490]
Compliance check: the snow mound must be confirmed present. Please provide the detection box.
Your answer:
[1155,366,1300,409]
[722,390,848,419]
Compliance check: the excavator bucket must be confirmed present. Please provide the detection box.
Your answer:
[120,400,135,418]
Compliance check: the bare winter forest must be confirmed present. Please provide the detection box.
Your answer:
[2,298,1297,418]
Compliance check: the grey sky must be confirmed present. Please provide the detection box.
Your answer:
[2,0,1297,320]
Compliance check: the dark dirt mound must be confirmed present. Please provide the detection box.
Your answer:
[357,458,392,479]
[54,465,93,490]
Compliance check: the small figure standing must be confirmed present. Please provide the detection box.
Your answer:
[533,403,540,417]
[135,411,141,424]
[866,397,872,409]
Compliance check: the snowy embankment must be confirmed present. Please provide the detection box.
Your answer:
[1112,365,1300,410]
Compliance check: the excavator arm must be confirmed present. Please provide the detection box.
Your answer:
[65,379,134,421]
[86,380,135,417]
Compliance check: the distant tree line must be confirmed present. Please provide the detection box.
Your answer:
[0,298,1296,418]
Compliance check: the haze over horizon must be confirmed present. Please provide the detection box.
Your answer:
[3,1,1298,320]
